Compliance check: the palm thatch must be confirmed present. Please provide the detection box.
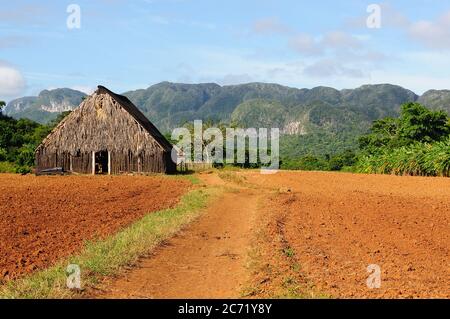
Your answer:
[35,86,176,174]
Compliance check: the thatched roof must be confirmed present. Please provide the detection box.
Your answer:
[36,85,173,154]
[95,86,172,151]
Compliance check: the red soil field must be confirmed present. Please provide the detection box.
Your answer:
[0,174,190,280]
[244,171,450,298]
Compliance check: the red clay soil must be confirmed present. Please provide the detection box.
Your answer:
[96,190,259,299]
[0,174,189,281]
[243,171,450,298]
[94,173,260,299]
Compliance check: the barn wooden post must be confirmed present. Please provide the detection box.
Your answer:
[138,155,142,174]
[92,151,96,175]
[108,151,111,175]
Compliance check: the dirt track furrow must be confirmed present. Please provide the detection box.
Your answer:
[243,171,450,298]
[95,176,259,298]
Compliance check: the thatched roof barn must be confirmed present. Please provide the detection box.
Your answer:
[35,86,176,175]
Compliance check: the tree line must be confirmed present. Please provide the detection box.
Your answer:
[0,101,70,174]
[355,102,450,176]
[281,102,450,176]
[1,99,449,177]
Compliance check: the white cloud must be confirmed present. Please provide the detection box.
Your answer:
[161,45,450,93]
[303,59,366,78]
[346,4,450,51]
[288,33,323,56]
[409,11,450,49]
[322,31,362,50]
[249,16,387,81]
[287,30,382,79]
[0,4,49,26]
[0,61,26,98]
[289,31,364,56]
[146,14,216,30]
[252,18,292,35]
[344,3,410,29]
[217,74,254,86]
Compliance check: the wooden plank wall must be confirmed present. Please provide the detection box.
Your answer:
[36,150,176,174]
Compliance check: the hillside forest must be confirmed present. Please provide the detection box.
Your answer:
[1,97,449,176]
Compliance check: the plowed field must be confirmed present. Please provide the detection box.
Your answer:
[0,174,189,280]
[244,171,450,298]
[2,171,449,299]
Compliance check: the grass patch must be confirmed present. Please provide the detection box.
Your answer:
[282,247,295,258]
[0,162,16,173]
[0,187,217,299]
[218,171,247,185]
[172,174,201,185]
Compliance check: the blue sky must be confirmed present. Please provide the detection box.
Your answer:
[1,0,450,102]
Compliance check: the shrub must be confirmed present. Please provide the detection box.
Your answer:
[0,148,7,162]
[356,138,450,177]
[15,166,32,175]
[0,161,17,173]
[16,144,35,167]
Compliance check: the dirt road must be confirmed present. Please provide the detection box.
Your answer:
[90,171,449,298]
[95,173,260,298]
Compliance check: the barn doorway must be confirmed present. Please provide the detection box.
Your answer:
[95,151,109,174]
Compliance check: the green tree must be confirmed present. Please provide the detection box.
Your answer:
[0,109,71,173]
[397,102,449,144]
[359,103,450,154]
[358,117,398,154]
[328,150,357,171]
[0,101,5,114]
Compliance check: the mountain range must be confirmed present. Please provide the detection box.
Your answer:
[4,88,87,124]
[4,82,450,157]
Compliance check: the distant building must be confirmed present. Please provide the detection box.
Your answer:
[35,86,176,175]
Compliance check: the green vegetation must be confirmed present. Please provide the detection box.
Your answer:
[0,161,16,173]
[3,85,450,177]
[280,102,450,176]
[231,99,286,128]
[0,107,70,173]
[356,139,450,176]
[0,185,215,298]
[355,103,450,176]
[359,102,449,152]
[281,150,357,172]
[282,247,296,258]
